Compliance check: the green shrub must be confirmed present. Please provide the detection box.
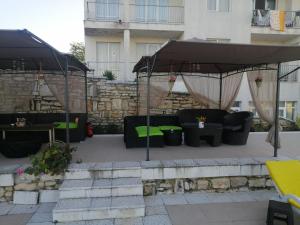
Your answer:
[25,143,75,176]
[296,116,300,129]
[102,70,116,80]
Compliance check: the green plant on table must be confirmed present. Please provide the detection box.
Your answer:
[25,143,75,176]
[296,116,300,129]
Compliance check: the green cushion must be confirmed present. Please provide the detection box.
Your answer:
[135,126,164,138]
[158,125,182,131]
[54,122,78,129]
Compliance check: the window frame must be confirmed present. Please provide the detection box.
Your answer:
[207,0,231,12]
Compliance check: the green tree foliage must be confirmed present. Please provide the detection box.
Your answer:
[69,42,85,62]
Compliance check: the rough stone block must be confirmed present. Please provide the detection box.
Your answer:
[230,177,248,188]
[13,191,38,205]
[0,174,14,186]
[211,178,230,189]
[40,190,59,203]
[249,178,266,188]
[14,183,37,191]
[197,179,209,190]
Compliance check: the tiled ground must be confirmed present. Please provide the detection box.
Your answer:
[0,190,288,225]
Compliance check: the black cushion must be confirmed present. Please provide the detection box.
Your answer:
[0,140,42,158]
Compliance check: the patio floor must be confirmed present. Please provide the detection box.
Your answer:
[1,132,299,166]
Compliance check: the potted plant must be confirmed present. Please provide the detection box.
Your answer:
[196,116,206,128]
[255,76,263,88]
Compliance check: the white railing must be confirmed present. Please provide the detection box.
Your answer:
[280,64,299,82]
[129,3,184,24]
[87,61,137,80]
[86,1,123,21]
[252,10,300,28]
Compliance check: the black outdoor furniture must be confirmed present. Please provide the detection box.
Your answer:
[222,111,253,145]
[0,113,87,143]
[161,129,182,146]
[0,140,42,158]
[176,109,228,125]
[266,200,294,225]
[123,115,179,148]
[182,122,223,147]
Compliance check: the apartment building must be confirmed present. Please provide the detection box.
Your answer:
[84,0,300,121]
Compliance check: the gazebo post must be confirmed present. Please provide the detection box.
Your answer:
[146,58,151,161]
[274,63,281,157]
[219,73,223,109]
[85,71,88,117]
[136,72,139,116]
[64,56,70,148]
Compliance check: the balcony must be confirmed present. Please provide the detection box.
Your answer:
[252,9,300,28]
[86,1,123,21]
[129,3,184,25]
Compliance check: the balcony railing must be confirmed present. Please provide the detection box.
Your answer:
[252,9,300,28]
[86,1,123,21]
[87,61,137,80]
[129,3,184,24]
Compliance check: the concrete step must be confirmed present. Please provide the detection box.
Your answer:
[65,162,141,180]
[53,196,145,222]
[59,178,143,199]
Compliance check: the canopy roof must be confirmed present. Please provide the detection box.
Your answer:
[0,29,89,72]
[133,39,300,74]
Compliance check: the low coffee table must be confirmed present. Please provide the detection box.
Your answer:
[182,123,223,147]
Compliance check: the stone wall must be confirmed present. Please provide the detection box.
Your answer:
[143,176,274,196]
[0,165,62,204]
[87,78,203,133]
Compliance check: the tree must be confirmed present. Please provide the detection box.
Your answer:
[69,42,85,62]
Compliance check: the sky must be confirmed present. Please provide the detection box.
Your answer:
[0,0,84,52]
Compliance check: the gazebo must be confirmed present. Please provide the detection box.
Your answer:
[0,29,89,146]
[133,39,300,161]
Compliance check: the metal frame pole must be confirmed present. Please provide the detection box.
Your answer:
[136,72,139,116]
[219,74,223,109]
[146,59,151,161]
[64,56,70,148]
[274,63,281,157]
[85,71,88,116]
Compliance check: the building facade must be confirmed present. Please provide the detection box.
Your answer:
[84,0,300,121]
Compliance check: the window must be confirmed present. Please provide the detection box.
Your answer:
[135,0,169,22]
[136,43,161,61]
[206,38,231,43]
[96,0,119,20]
[96,42,121,78]
[280,64,298,82]
[231,101,241,112]
[279,101,297,121]
[253,0,275,10]
[207,0,230,12]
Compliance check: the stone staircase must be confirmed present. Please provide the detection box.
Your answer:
[52,162,145,223]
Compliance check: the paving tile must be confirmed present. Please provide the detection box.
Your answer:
[184,193,210,204]
[228,192,257,202]
[8,204,39,214]
[141,161,162,169]
[161,194,187,205]
[238,158,258,165]
[0,164,21,174]
[93,162,113,171]
[193,159,218,166]
[93,179,112,188]
[26,222,54,225]
[114,217,143,225]
[54,198,91,211]
[111,196,144,209]
[205,193,233,203]
[28,212,52,223]
[214,158,240,166]
[112,178,142,187]
[60,179,93,190]
[68,163,95,171]
[56,222,86,225]
[86,220,114,225]
[113,161,141,169]
[146,206,168,216]
[174,159,196,167]
[143,215,172,225]
[161,160,177,168]
[144,196,164,207]
[36,203,56,213]
[0,202,14,215]
[90,197,111,209]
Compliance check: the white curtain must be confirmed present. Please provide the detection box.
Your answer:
[247,69,280,147]
[182,72,243,110]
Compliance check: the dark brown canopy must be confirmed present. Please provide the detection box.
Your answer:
[0,29,89,72]
[133,39,300,74]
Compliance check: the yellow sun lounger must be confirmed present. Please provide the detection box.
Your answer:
[266,160,300,213]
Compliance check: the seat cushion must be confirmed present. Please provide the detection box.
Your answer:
[135,126,163,138]
[266,160,300,209]
[54,122,78,129]
[223,125,242,131]
[158,125,182,131]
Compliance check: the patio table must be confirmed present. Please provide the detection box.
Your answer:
[182,122,223,147]
[0,124,55,147]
